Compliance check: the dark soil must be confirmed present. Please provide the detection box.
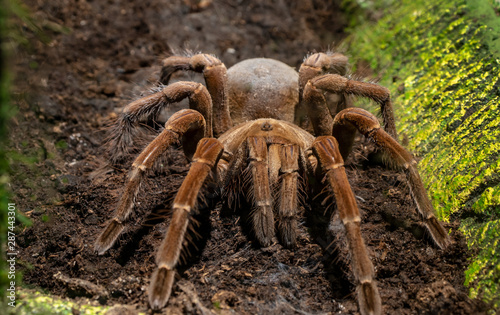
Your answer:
[9,0,489,314]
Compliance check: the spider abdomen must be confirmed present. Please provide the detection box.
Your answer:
[227,58,299,124]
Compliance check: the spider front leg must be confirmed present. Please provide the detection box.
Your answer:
[109,81,213,163]
[312,136,381,315]
[297,52,351,131]
[331,108,451,249]
[94,109,206,254]
[149,137,223,310]
[161,53,232,137]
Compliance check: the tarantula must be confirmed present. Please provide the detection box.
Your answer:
[94,52,450,314]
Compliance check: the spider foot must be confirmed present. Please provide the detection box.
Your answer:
[252,209,274,247]
[358,281,382,315]
[148,266,176,310]
[426,216,451,249]
[278,220,297,249]
[94,219,124,255]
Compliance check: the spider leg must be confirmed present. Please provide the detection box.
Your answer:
[276,144,300,248]
[94,109,206,254]
[333,107,451,249]
[161,53,232,137]
[109,81,212,163]
[303,72,398,161]
[306,73,398,140]
[247,136,275,247]
[149,137,223,310]
[298,52,352,131]
[312,136,381,315]
[220,143,247,208]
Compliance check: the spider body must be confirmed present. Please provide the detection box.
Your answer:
[226,58,299,124]
[95,52,450,315]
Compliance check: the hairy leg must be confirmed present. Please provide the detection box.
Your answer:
[303,72,398,162]
[306,74,398,141]
[220,142,247,209]
[149,137,223,310]
[161,53,232,136]
[247,136,275,246]
[332,107,450,249]
[276,144,300,248]
[312,136,381,315]
[298,52,351,133]
[94,109,206,254]
[109,81,213,163]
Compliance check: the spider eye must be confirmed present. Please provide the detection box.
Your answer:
[261,122,273,131]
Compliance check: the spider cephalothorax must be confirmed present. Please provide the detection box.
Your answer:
[94,52,450,315]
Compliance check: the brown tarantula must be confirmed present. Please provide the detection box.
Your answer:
[94,52,450,314]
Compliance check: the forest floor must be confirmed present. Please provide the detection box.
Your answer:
[8,0,490,314]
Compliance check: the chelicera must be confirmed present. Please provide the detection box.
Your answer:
[94,52,450,314]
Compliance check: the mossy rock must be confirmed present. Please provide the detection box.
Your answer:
[346,0,500,309]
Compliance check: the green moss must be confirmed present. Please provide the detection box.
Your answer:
[9,290,111,315]
[55,140,68,150]
[0,0,13,309]
[7,150,38,166]
[472,187,500,217]
[213,301,222,310]
[346,0,500,309]
[461,219,500,305]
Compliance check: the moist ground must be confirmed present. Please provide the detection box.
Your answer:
[9,0,489,314]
